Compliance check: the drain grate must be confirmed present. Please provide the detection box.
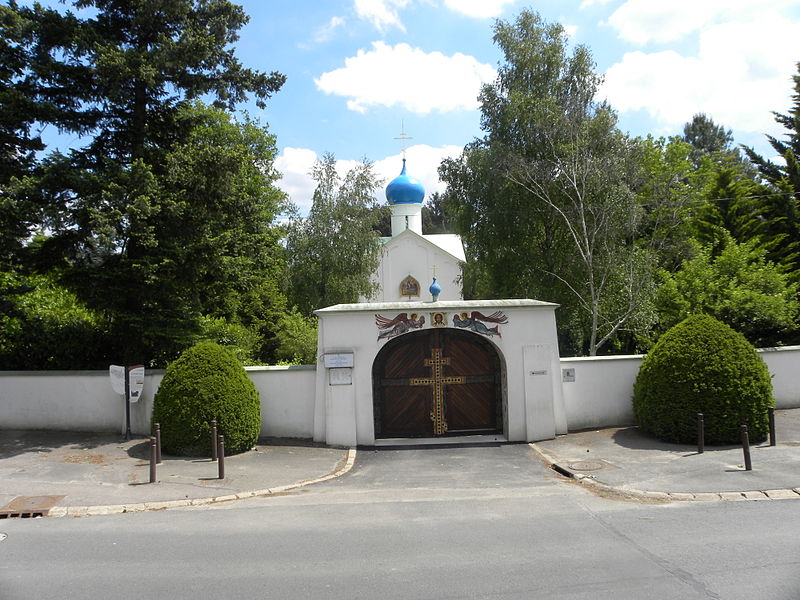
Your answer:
[0,495,64,519]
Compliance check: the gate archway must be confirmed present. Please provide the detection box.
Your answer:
[372,328,504,438]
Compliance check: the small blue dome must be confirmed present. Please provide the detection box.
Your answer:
[385,159,425,205]
[429,277,441,301]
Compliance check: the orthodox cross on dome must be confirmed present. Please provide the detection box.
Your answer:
[393,122,413,159]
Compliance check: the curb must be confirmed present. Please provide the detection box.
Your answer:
[47,448,357,518]
[529,443,800,503]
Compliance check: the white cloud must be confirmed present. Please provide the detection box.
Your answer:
[579,0,613,8]
[314,16,346,43]
[354,0,410,32]
[442,0,516,19]
[275,144,464,215]
[274,147,319,213]
[600,12,800,136]
[606,0,797,45]
[314,41,496,114]
[563,24,578,39]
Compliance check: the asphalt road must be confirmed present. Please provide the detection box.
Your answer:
[2,444,799,599]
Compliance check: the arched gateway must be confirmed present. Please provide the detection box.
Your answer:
[313,299,566,447]
[372,328,504,438]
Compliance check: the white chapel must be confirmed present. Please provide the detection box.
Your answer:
[313,158,567,447]
[366,157,465,303]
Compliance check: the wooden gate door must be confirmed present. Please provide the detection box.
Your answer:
[373,328,502,438]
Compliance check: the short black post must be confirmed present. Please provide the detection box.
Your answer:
[217,435,225,480]
[697,413,704,454]
[740,425,752,471]
[149,436,157,483]
[154,422,162,464]
[124,365,132,441]
[768,407,776,447]
[210,419,218,462]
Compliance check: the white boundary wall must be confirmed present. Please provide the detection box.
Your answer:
[0,365,316,438]
[1,346,798,438]
[560,346,800,431]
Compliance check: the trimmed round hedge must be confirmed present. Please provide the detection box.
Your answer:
[152,342,261,456]
[632,314,773,445]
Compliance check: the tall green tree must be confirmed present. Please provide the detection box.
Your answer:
[691,158,770,250]
[441,11,669,355]
[742,62,800,274]
[2,1,287,365]
[285,153,386,315]
[682,113,735,167]
[17,104,288,365]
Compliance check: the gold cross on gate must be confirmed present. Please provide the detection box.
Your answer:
[410,348,466,435]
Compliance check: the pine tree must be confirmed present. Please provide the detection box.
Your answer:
[742,63,800,275]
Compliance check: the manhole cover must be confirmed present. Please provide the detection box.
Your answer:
[568,460,605,472]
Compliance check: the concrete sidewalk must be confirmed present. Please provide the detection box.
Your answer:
[532,408,800,502]
[2,409,799,518]
[0,430,353,517]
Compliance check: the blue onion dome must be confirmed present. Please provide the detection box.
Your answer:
[385,158,425,205]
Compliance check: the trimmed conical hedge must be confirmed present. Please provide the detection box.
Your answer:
[632,314,773,445]
[152,342,261,456]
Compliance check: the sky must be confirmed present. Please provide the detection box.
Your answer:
[226,0,800,214]
[34,0,800,214]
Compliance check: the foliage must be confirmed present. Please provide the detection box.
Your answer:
[440,10,667,355]
[195,315,260,365]
[1,0,287,367]
[30,103,288,366]
[285,153,386,315]
[633,314,773,444]
[0,271,111,369]
[655,234,799,347]
[690,158,770,247]
[274,308,318,365]
[421,192,452,234]
[742,62,800,274]
[152,342,260,456]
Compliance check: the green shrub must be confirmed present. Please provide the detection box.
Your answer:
[632,314,773,445]
[152,342,261,456]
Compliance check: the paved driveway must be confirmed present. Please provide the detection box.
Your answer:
[323,443,557,492]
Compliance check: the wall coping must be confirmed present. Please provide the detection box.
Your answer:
[315,298,558,315]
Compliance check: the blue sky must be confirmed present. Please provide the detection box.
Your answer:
[32,1,800,213]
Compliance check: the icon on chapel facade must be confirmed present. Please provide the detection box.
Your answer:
[399,275,420,298]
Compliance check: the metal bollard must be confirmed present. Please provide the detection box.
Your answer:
[217,435,225,479]
[210,419,218,461]
[697,413,704,454]
[740,425,752,471]
[768,407,776,447]
[149,436,157,483]
[155,422,162,464]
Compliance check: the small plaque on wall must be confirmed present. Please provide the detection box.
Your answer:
[323,353,354,368]
[329,367,353,386]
